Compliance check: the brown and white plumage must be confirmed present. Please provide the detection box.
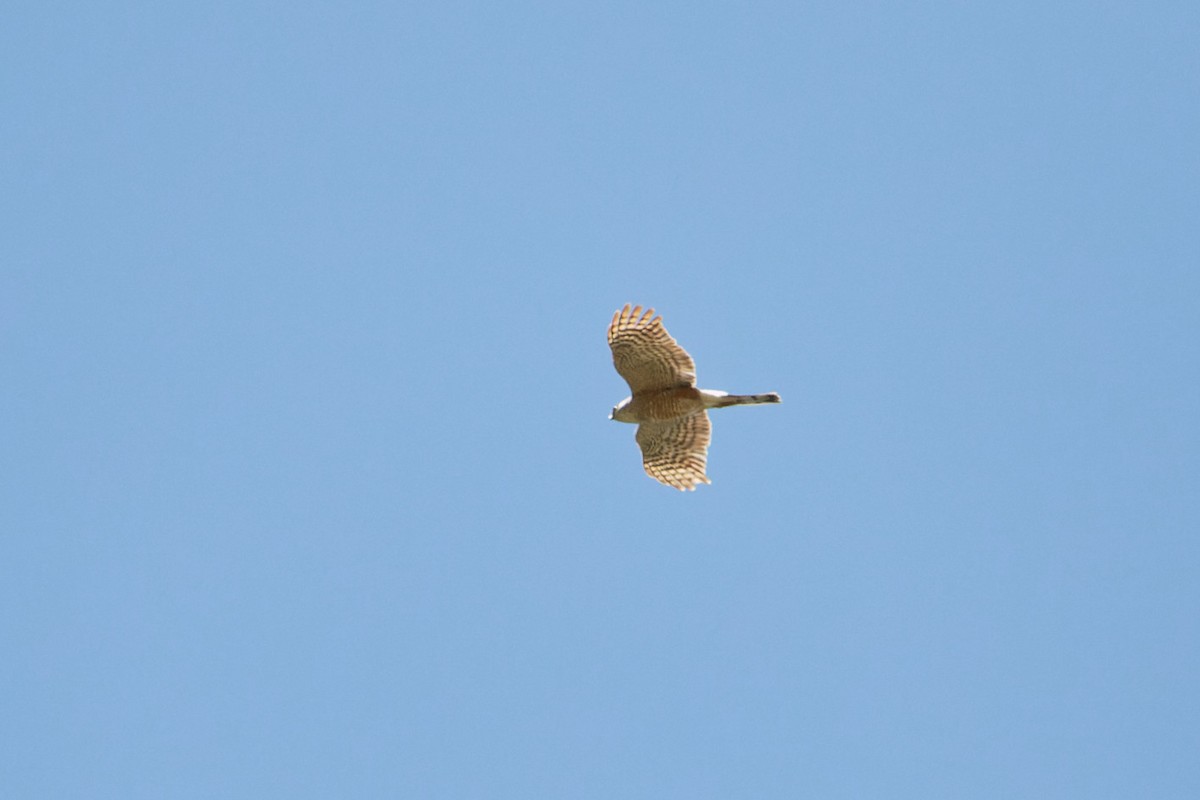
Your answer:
[608,304,696,394]
[607,304,781,491]
[635,413,712,491]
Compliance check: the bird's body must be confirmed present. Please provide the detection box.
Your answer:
[606,304,780,490]
[611,388,779,424]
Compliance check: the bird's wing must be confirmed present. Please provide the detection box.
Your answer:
[635,411,712,491]
[607,304,697,394]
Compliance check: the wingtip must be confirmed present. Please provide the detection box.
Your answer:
[612,303,663,330]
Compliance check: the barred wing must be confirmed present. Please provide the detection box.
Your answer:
[607,304,697,394]
[634,411,712,491]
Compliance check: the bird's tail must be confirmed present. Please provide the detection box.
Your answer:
[707,392,781,408]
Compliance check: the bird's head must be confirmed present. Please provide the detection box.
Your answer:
[610,396,634,422]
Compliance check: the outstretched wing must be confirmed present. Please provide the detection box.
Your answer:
[635,411,712,491]
[607,304,697,395]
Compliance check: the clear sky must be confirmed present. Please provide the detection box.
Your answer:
[4,2,1198,797]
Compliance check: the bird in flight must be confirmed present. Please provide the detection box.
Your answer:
[607,304,781,490]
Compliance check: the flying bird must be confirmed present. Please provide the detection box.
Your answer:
[607,304,781,490]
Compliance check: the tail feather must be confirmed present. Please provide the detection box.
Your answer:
[711,392,781,408]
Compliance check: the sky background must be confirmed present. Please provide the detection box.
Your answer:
[3,1,1198,797]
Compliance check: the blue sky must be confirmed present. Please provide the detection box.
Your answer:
[3,1,1198,797]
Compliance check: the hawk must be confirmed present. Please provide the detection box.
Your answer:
[607,304,781,490]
